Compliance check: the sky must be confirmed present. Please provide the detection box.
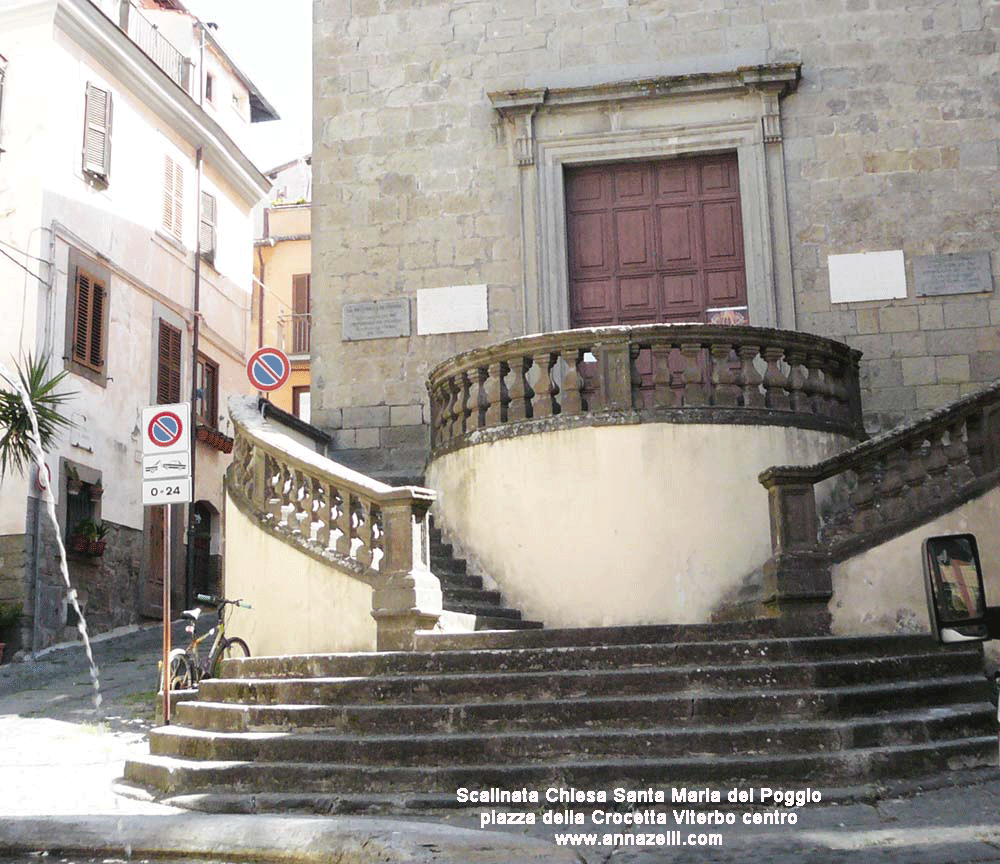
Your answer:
[182,0,312,172]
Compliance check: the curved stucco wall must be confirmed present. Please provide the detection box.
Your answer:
[830,485,1000,638]
[224,495,377,656]
[427,423,852,628]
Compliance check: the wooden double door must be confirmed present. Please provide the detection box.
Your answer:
[566,153,747,327]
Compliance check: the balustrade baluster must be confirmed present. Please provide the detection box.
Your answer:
[315,482,332,549]
[762,346,790,410]
[628,343,643,410]
[292,469,309,536]
[902,440,927,509]
[737,345,764,408]
[784,348,809,413]
[710,342,739,407]
[680,343,707,406]
[560,348,584,415]
[945,418,975,485]
[484,360,509,426]
[879,449,909,522]
[803,353,825,415]
[965,409,986,474]
[473,366,489,430]
[335,488,352,557]
[925,430,949,503]
[438,380,456,444]
[849,463,879,533]
[530,351,559,418]
[356,499,374,568]
[507,355,533,421]
[453,373,471,439]
[651,343,673,408]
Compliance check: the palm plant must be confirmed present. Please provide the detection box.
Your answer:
[0,354,75,479]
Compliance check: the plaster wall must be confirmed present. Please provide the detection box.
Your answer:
[224,494,378,656]
[426,423,850,628]
[830,485,1000,638]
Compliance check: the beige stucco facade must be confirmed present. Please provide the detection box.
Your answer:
[224,494,377,656]
[427,423,852,628]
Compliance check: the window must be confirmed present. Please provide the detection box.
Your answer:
[199,191,216,264]
[65,250,109,383]
[157,320,182,404]
[205,72,214,103]
[195,354,218,427]
[292,273,311,354]
[162,155,184,242]
[292,386,311,423]
[82,83,112,183]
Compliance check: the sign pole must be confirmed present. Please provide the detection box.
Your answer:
[162,503,171,725]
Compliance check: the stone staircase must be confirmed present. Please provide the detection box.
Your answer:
[124,621,996,811]
[431,522,542,631]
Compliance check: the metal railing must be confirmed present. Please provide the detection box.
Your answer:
[120,1,190,93]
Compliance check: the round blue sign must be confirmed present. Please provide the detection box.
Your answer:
[247,347,290,392]
[147,411,183,448]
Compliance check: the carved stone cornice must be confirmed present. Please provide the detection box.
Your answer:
[488,64,801,162]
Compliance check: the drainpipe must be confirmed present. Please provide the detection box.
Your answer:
[185,146,203,609]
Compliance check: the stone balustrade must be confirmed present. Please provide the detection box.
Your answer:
[427,324,864,455]
[226,396,441,650]
[756,380,1000,623]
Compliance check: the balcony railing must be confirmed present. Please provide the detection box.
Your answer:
[427,324,864,455]
[278,312,311,356]
[119,1,191,94]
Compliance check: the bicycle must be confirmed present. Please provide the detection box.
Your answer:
[168,593,252,689]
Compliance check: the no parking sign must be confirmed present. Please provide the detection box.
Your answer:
[140,402,192,504]
[247,347,290,392]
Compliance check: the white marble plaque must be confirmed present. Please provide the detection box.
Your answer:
[342,299,411,341]
[417,284,489,335]
[913,253,992,297]
[828,250,907,304]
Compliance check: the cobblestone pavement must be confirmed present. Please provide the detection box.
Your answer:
[3,624,1000,862]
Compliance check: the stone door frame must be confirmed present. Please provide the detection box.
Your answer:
[490,64,800,336]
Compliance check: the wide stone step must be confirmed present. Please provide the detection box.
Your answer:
[442,586,503,606]
[413,621,923,650]
[435,571,483,590]
[199,653,979,707]
[175,676,990,735]
[473,614,543,630]
[125,735,997,798]
[149,704,994,765]
[221,637,983,680]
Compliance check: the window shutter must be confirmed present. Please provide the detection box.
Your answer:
[199,191,216,260]
[292,274,310,315]
[82,84,112,180]
[157,321,182,404]
[162,156,184,242]
[73,270,92,364]
[89,283,106,369]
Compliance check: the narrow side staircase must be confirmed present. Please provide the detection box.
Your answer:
[125,621,996,811]
[431,521,542,631]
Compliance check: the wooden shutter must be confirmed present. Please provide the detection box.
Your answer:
[157,321,182,404]
[292,274,310,315]
[162,155,184,241]
[82,84,112,180]
[199,191,216,261]
[72,266,107,372]
[72,270,92,365]
[292,274,311,354]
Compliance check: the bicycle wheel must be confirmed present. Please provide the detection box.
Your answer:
[167,649,193,690]
[212,636,250,677]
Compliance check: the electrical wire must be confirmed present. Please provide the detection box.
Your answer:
[0,245,46,284]
[0,236,48,264]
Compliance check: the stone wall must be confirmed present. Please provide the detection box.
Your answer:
[313,0,1000,476]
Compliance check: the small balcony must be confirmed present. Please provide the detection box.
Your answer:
[118,1,191,94]
[277,312,311,357]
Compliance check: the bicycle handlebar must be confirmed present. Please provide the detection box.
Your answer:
[196,594,252,610]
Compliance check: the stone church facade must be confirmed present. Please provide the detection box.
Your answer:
[312,0,1000,480]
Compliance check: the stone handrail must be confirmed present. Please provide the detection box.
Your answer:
[427,324,864,455]
[759,379,1000,565]
[226,396,442,650]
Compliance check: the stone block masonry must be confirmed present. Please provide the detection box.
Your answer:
[313,0,1000,471]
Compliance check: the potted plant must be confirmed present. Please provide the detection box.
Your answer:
[196,424,211,443]
[70,519,108,556]
[0,601,22,663]
[89,481,104,502]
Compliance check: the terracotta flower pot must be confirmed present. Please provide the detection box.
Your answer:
[196,425,211,443]
[70,535,88,553]
[87,540,106,557]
